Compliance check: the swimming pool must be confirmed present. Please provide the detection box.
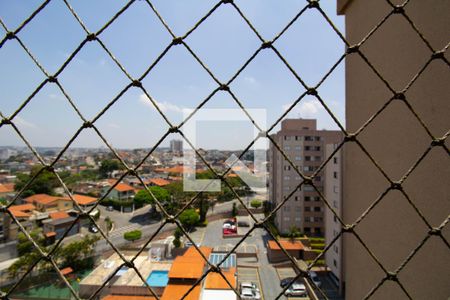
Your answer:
[146,270,169,287]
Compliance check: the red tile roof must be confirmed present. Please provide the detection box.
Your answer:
[267,240,305,251]
[114,183,135,192]
[160,284,201,300]
[8,204,36,218]
[60,267,73,276]
[147,178,171,187]
[72,194,97,205]
[0,183,14,193]
[50,211,70,220]
[25,194,68,205]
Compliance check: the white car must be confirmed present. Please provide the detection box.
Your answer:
[222,223,236,230]
[285,283,307,297]
[241,282,260,292]
[308,271,322,288]
[240,288,261,300]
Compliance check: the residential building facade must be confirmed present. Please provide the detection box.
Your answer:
[338,0,450,298]
[269,119,342,235]
[169,139,183,154]
[324,144,343,293]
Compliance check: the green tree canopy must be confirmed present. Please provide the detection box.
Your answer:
[99,159,123,178]
[178,209,200,229]
[14,166,60,197]
[134,186,170,209]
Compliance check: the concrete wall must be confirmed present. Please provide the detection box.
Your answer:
[340,0,450,299]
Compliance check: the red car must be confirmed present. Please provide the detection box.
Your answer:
[223,227,237,235]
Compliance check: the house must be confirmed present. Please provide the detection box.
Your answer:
[72,194,97,211]
[42,211,79,240]
[102,181,135,201]
[161,247,212,300]
[3,204,36,241]
[24,194,73,213]
[267,240,305,263]
[201,253,237,300]
[146,178,171,187]
[0,183,15,199]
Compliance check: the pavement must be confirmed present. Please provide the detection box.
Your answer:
[201,214,289,300]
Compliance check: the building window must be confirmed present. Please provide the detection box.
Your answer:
[315,197,320,201]
[305,196,311,201]
[284,176,290,180]
[304,136,313,141]
[333,157,338,164]
[295,136,299,141]
[295,146,301,150]
[304,207,311,212]
[284,146,290,151]
[295,217,301,221]
[314,207,321,212]
[314,146,321,151]
[314,176,321,182]
[304,185,314,192]
[294,196,298,201]
[305,156,311,161]
[284,136,290,141]
[334,259,337,267]
[314,136,321,141]
[295,156,302,161]
[334,215,338,223]
[304,227,311,233]
[333,171,338,179]
[333,201,338,208]
[333,185,338,193]
[305,146,311,151]
[296,206,301,212]
[284,186,290,191]
[314,156,321,161]
[284,217,290,221]
[315,228,322,234]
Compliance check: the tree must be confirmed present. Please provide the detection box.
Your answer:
[134,186,170,211]
[14,166,60,197]
[250,200,262,208]
[195,192,210,223]
[173,228,182,248]
[17,229,44,256]
[124,230,142,241]
[178,209,200,229]
[232,202,237,217]
[99,159,123,178]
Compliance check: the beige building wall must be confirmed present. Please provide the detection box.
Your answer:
[339,0,450,299]
[324,144,343,294]
[269,119,342,235]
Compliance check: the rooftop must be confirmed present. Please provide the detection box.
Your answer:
[267,240,305,251]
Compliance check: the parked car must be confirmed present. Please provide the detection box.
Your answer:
[223,228,237,235]
[240,288,261,300]
[280,277,296,288]
[88,224,99,233]
[222,223,236,230]
[308,271,322,288]
[106,206,114,211]
[284,283,307,297]
[241,282,259,292]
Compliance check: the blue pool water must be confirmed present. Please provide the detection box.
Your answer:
[146,270,169,287]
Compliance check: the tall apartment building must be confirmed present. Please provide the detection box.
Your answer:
[338,0,450,298]
[169,139,183,154]
[324,144,343,294]
[269,119,342,235]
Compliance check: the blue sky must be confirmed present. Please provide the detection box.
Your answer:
[0,0,345,150]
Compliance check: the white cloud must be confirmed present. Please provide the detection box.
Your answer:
[243,76,258,85]
[108,123,120,129]
[282,99,323,118]
[139,94,184,113]
[14,116,37,128]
